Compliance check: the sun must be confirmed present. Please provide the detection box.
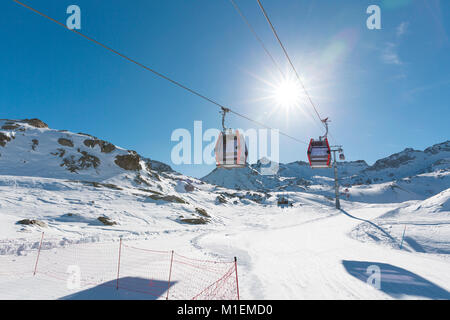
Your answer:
[243,68,323,125]
[272,78,302,109]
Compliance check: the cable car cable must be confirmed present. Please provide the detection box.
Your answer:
[229,0,285,78]
[230,0,326,139]
[256,0,327,132]
[13,0,308,145]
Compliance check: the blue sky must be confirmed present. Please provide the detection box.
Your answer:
[1,0,449,177]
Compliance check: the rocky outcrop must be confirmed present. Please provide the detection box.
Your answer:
[51,148,66,158]
[58,138,74,147]
[215,195,227,204]
[78,151,100,169]
[1,123,21,130]
[16,219,47,228]
[179,217,209,225]
[83,139,116,153]
[31,139,39,150]
[20,118,48,128]
[97,216,117,226]
[61,151,100,173]
[195,207,210,218]
[72,181,123,190]
[0,133,12,147]
[115,153,141,171]
[147,194,188,204]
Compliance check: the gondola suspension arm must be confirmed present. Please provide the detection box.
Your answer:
[320,118,329,141]
[221,107,230,131]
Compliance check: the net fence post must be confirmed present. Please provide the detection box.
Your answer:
[234,257,240,300]
[33,232,44,276]
[116,237,122,290]
[166,250,174,300]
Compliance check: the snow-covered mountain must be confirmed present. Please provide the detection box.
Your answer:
[2,117,448,197]
[202,158,368,191]
[352,142,450,184]
[0,118,279,241]
[0,118,175,189]
[202,141,450,194]
[0,118,230,234]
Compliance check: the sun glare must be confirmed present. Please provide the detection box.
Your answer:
[273,79,302,109]
[245,68,323,125]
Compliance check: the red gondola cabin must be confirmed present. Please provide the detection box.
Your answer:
[307,138,331,168]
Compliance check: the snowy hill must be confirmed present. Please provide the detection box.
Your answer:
[351,188,450,254]
[382,188,450,222]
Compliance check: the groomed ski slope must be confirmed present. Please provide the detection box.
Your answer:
[198,202,450,299]
[0,176,448,299]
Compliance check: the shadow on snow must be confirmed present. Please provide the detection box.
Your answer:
[60,277,176,300]
[342,260,450,299]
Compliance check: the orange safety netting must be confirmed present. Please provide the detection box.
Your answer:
[28,234,239,300]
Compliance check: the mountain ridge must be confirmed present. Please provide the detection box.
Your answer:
[1,118,449,195]
[203,140,450,191]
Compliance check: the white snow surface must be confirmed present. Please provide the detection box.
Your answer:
[0,119,449,299]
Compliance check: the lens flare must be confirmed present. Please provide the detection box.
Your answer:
[273,78,302,109]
